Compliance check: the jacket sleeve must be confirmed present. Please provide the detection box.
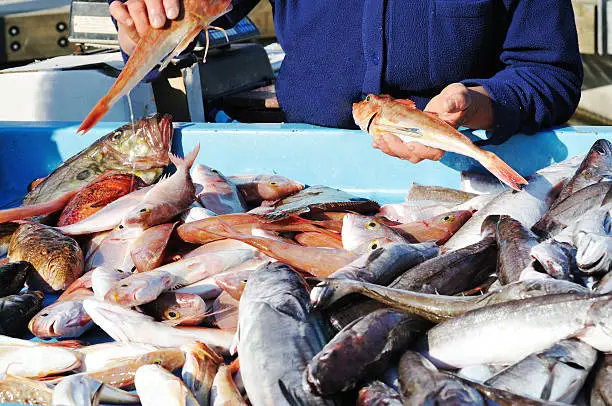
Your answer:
[106,0,262,81]
[461,0,583,144]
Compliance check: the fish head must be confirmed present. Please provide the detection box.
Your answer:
[352,94,388,132]
[431,210,473,233]
[342,213,393,253]
[104,272,167,306]
[255,175,305,201]
[160,293,207,325]
[585,139,612,173]
[192,164,233,194]
[100,114,173,175]
[28,299,91,338]
[122,205,156,229]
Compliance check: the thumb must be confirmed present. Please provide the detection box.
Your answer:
[443,84,471,113]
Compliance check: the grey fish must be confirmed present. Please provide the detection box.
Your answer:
[590,354,612,406]
[24,114,173,205]
[264,185,380,220]
[406,183,478,204]
[552,139,612,207]
[0,291,44,337]
[532,182,612,239]
[310,242,439,308]
[0,261,33,298]
[236,262,336,405]
[305,309,426,396]
[483,215,540,284]
[357,381,402,406]
[398,350,484,405]
[530,240,576,280]
[484,339,597,404]
[312,278,588,323]
[423,293,612,368]
[573,208,612,274]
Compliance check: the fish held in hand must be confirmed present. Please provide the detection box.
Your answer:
[353,94,527,190]
[77,1,233,134]
[28,114,172,204]
[8,222,84,292]
[122,145,199,229]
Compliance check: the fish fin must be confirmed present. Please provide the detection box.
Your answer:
[158,24,205,72]
[423,110,440,117]
[77,97,110,135]
[169,144,201,170]
[478,151,528,192]
[396,98,417,109]
[375,123,423,138]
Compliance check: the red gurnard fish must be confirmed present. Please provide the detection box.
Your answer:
[353,94,528,191]
[77,0,233,134]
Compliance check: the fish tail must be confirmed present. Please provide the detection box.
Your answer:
[77,97,110,135]
[0,189,78,223]
[478,151,528,191]
[169,143,201,170]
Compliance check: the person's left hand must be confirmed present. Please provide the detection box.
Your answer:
[372,83,494,163]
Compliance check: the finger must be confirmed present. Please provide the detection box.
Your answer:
[372,141,380,149]
[127,0,150,36]
[144,0,165,28]
[109,1,134,27]
[442,83,470,113]
[118,23,140,51]
[163,0,180,19]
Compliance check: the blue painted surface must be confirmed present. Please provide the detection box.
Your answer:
[1,122,612,209]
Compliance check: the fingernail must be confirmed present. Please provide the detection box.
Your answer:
[151,14,164,27]
[166,7,178,19]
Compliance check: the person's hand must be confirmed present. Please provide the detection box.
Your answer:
[371,83,494,163]
[109,0,181,55]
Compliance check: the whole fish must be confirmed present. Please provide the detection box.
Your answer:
[76,342,158,373]
[305,309,426,396]
[423,293,612,368]
[141,292,208,325]
[105,248,255,306]
[28,288,93,339]
[398,350,484,405]
[312,278,589,323]
[52,374,104,406]
[52,348,185,389]
[85,225,142,272]
[532,182,612,239]
[553,139,612,207]
[263,185,380,220]
[352,94,527,190]
[77,1,233,133]
[28,114,172,203]
[135,364,199,406]
[406,183,478,203]
[484,215,540,284]
[210,361,247,406]
[58,172,146,226]
[227,174,304,205]
[122,145,200,229]
[393,210,473,245]
[0,374,53,405]
[0,222,19,256]
[83,299,234,354]
[8,222,84,292]
[91,267,131,300]
[237,262,336,405]
[182,341,222,406]
[295,231,344,249]
[591,354,612,406]
[192,164,247,214]
[484,339,597,403]
[56,185,153,235]
[530,239,575,280]
[357,381,403,406]
[0,344,81,378]
[130,222,177,272]
[0,261,33,297]
[0,291,43,337]
[444,154,584,251]
[205,220,356,276]
[311,242,439,307]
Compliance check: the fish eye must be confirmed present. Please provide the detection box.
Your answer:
[112,131,122,140]
[120,284,129,288]
[594,145,606,155]
[153,360,162,365]
[118,225,124,229]
[210,169,219,174]
[139,208,150,213]
[442,215,455,223]
[365,95,372,102]
[166,311,179,319]
[41,313,48,317]
[366,221,378,229]
[269,181,277,186]
[369,240,379,250]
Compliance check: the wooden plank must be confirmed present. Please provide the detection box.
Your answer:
[573,2,597,54]
[248,2,275,38]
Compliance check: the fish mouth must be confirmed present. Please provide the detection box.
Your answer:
[365,112,378,133]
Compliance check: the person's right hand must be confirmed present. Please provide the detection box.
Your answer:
[109,0,181,55]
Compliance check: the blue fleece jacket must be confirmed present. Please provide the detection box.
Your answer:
[109,0,583,143]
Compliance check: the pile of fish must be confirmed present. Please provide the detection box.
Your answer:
[1,114,612,405]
